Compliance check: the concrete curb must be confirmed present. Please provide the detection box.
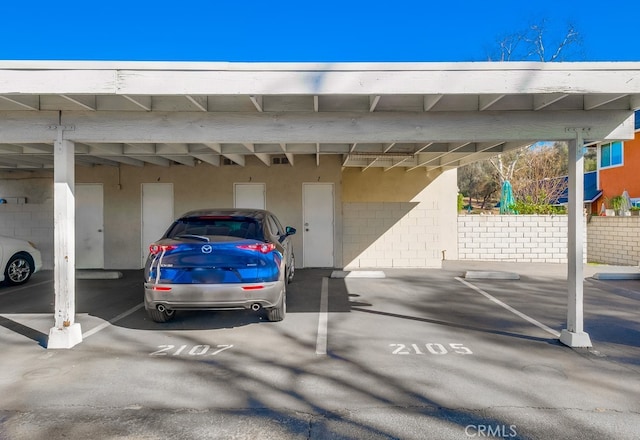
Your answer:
[76,270,124,280]
[592,272,640,280]
[331,270,386,279]
[464,271,520,280]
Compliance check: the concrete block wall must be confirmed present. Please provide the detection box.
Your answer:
[343,201,441,268]
[0,200,54,269]
[457,214,587,263]
[341,168,458,269]
[587,216,640,266]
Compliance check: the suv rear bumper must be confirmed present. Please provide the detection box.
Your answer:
[144,280,283,311]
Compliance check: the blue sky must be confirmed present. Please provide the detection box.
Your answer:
[2,1,638,62]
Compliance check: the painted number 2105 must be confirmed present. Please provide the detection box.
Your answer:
[150,344,233,357]
[390,343,473,355]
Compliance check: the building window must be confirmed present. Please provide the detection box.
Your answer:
[600,141,623,168]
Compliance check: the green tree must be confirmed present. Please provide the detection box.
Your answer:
[458,161,500,210]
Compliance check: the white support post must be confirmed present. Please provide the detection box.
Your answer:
[47,127,82,349]
[560,132,592,348]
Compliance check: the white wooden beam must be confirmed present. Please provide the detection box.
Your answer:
[1,64,639,96]
[185,95,208,111]
[560,133,592,348]
[47,133,82,349]
[369,95,381,112]
[279,143,294,166]
[0,144,23,153]
[129,155,171,167]
[60,95,96,111]
[204,142,222,153]
[584,94,627,110]
[0,111,58,143]
[479,94,505,111]
[57,110,635,144]
[383,143,396,153]
[0,95,40,110]
[223,154,245,166]
[0,155,51,167]
[122,95,152,111]
[250,96,263,112]
[383,157,410,171]
[112,67,640,96]
[406,142,471,171]
[362,158,378,171]
[414,142,433,154]
[96,155,145,167]
[192,153,220,166]
[157,143,189,154]
[424,95,443,111]
[14,143,53,153]
[124,143,156,154]
[165,155,195,166]
[439,141,504,167]
[533,93,569,110]
[254,153,270,166]
[242,142,270,166]
[205,143,243,165]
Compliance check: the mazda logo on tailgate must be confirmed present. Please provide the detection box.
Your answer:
[201,245,212,254]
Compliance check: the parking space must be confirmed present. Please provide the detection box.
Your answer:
[1,264,639,439]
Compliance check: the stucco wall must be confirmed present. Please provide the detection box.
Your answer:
[342,168,458,268]
[457,214,587,263]
[587,216,640,266]
[0,156,344,270]
[75,155,343,269]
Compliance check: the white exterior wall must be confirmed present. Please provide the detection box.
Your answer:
[457,214,587,263]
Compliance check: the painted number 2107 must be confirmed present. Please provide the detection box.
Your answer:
[150,344,233,357]
[390,343,473,355]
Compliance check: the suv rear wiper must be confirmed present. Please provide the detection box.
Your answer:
[175,234,210,242]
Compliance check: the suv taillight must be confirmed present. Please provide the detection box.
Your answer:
[149,244,177,255]
[236,243,276,254]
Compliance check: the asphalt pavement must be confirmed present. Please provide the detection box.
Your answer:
[0,261,639,440]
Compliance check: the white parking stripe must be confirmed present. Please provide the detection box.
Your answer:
[455,277,561,338]
[82,303,145,339]
[315,277,329,355]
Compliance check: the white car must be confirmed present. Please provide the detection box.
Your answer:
[0,235,42,285]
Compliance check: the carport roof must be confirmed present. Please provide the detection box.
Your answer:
[0,61,639,171]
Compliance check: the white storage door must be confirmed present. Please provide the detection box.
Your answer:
[141,183,174,267]
[76,184,104,269]
[302,183,334,267]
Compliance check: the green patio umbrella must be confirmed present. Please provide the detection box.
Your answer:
[499,180,515,214]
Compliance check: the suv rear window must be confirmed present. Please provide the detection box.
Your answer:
[166,216,261,240]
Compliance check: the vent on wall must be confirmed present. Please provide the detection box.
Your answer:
[272,156,290,165]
